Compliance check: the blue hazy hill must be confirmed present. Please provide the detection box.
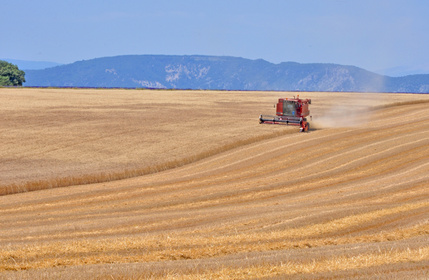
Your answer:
[24,55,429,93]
[2,59,62,70]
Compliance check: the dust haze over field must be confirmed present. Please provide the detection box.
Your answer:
[311,92,386,129]
[0,88,428,279]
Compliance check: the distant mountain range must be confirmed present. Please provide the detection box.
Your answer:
[23,55,429,93]
[2,58,62,70]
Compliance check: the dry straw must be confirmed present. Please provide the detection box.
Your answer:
[0,130,294,196]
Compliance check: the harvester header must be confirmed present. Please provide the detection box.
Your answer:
[259,95,312,132]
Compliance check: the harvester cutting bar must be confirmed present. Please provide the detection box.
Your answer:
[259,115,302,126]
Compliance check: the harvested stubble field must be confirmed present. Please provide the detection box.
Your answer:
[0,88,428,279]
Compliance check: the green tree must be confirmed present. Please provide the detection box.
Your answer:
[0,60,26,86]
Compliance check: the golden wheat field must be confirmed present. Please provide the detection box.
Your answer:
[0,88,428,279]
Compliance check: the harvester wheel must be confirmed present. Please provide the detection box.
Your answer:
[301,122,309,132]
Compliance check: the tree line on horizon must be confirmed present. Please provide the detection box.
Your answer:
[0,60,25,86]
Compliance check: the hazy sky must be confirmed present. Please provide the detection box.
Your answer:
[2,0,428,74]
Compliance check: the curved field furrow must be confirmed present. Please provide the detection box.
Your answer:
[0,90,428,279]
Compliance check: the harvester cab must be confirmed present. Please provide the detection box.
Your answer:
[259,95,312,132]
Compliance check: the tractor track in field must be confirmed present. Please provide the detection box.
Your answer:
[0,93,428,279]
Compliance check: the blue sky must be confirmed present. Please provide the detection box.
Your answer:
[1,0,429,75]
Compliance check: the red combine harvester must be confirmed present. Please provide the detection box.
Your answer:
[259,96,312,132]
